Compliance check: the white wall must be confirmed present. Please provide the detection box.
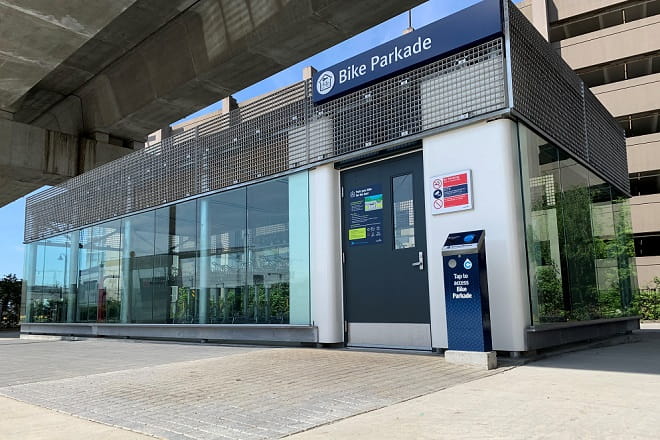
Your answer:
[423,119,531,351]
[309,163,344,343]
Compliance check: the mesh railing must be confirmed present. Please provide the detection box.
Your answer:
[25,38,506,242]
[508,1,630,195]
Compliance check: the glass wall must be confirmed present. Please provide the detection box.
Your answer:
[22,172,311,326]
[78,222,122,323]
[519,124,637,324]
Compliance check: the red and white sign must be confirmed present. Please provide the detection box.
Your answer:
[429,170,472,215]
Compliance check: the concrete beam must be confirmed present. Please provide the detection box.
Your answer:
[0,0,138,113]
[558,15,660,70]
[592,72,660,118]
[547,0,629,23]
[33,0,421,140]
[0,119,132,208]
[0,0,420,207]
[12,0,198,129]
[627,133,660,173]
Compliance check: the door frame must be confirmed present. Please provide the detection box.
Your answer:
[339,148,431,349]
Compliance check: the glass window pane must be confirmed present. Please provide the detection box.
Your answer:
[247,178,289,324]
[120,211,155,323]
[588,173,620,317]
[198,188,247,324]
[612,198,637,308]
[287,172,311,325]
[558,156,597,319]
[519,126,565,324]
[393,174,415,250]
[78,228,98,322]
[22,242,39,323]
[155,201,197,324]
[91,222,122,323]
[519,123,638,324]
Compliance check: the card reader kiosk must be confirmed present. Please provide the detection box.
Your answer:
[442,230,492,352]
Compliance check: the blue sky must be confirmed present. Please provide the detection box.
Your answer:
[0,0,511,278]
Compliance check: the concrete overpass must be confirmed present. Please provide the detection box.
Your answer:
[0,0,422,207]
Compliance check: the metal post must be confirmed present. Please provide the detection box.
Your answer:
[198,198,209,324]
[24,243,38,322]
[120,219,132,323]
[66,230,80,323]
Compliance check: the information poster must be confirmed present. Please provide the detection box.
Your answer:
[348,184,383,246]
[430,170,472,215]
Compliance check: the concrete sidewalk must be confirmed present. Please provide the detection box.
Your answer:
[1,326,659,439]
[292,326,660,439]
[0,395,155,440]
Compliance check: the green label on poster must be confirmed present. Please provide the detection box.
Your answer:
[348,228,367,240]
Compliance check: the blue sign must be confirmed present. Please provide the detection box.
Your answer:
[348,184,384,246]
[312,0,503,103]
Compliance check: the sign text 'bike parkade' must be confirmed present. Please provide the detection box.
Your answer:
[312,0,503,103]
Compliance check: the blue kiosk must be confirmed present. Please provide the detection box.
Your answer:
[442,230,492,353]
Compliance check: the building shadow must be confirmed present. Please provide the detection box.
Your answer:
[528,329,660,375]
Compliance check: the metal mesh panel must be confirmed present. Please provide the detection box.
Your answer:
[584,87,630,194]
[507,1,629,195]
[508,2,586,161]
[25,39,506,243]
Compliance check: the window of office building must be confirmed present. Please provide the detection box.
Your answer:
[617,110,660,138]
[549,0,660,43]
[577,51,660,88]
[519,124,637,324]
[630,170,660,196]
[634,233,660,257]
[22,172,311,326]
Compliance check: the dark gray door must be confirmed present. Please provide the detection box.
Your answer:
[341,151,431,349]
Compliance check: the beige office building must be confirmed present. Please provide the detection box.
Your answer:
[519,0,660,288]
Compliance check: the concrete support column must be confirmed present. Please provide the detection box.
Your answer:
[302,66,317,80]
[310,164,343,343]
[198,198,210,324]
[120,219,132,323]
[66,230,80,323]
[531,0,549,41]
[0,119,136,208]
[221,96,238,115]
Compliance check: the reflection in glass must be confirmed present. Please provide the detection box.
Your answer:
[155,201,197,323]
[612,198,637,310]
[198,188,247,324]
[22,172,311,327]
[519,128,564,323]
[557,152,597,318]
[247,178,290,323]
[519,124,638,323]
[121,211,155,323]
[90,222,122,323]
[393,174,416,250]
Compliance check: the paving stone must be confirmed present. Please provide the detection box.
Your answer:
[0,339,497,439]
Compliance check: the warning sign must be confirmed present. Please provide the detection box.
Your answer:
[429,170,472,215]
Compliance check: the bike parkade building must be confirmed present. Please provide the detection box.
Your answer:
[21,0,640,354]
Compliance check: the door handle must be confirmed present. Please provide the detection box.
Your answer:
[411,251,424,271]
